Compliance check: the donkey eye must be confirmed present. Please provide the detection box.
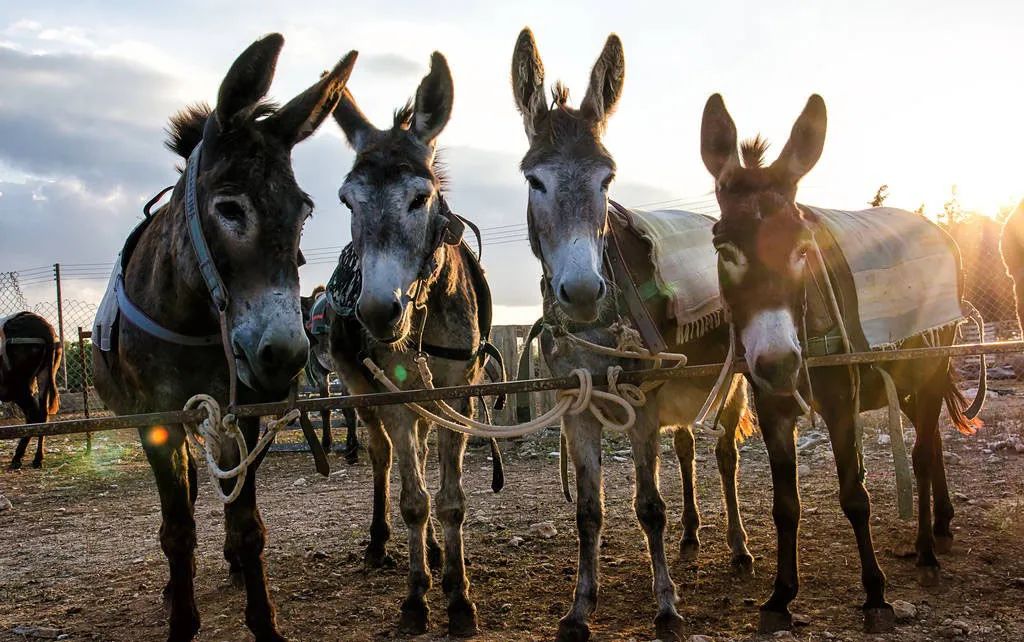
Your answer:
[409,193,429,212]
[526,175,547,193]
[215,199,246,222]
[600,174,615,191]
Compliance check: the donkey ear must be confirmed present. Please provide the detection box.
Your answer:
[511,27,547,139]
[264,51,358,146]
[216,33,285,127]
[580,34,625,125]
[412,52,454,145]
[700,94,740,179]
[333,88,378,152]
[771,94,827,183]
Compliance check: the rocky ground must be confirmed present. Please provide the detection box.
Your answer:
[2,394,1024,641]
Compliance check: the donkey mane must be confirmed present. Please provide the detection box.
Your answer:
[164,100,279,160]
[740,135,770,169]
[393,100,415,130]
[551,81,571,107]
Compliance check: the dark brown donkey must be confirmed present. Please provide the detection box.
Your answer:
[1,312,61,469]
[330,53,498,637]
[700,94,980,634]
[92,35,356,642]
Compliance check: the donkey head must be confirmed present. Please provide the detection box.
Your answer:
[701,94,827,395]
[166,34,356,395]
[335,52,454,344]
[511,28,624,323]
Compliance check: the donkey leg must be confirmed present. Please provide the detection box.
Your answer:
[819,385,893,632]
[631,409,684,640]
[140,424,200,641]
[10,396,38,469]
[930,419,955,554]
[385,410,433,634]
[436,415,477,637]
[716,431,754,576]
[32,435,45,468]
[557,415,603,642]
[343,408,359,464]
[416,419,443,571]
[320,408,333,453]
[10,437,29,469]
[222,417,285,642]
[364,417,395,569]
[755,395,801,634]
[672,426,701,560]
[910,387,944,585]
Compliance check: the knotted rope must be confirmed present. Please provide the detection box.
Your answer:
[182,394,299,504]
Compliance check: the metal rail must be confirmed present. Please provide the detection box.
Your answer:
[2,340,1020,441]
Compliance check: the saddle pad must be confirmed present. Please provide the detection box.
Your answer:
[94,263,121,352]
[308,293,331,336]
[808,206,965,349]
[613,205,723,344]
[326,244,361,319]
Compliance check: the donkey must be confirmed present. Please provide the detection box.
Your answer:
[1000,200,1024,332]
[330,53,498,637]
[300,286,359,462]
[1,312,61,469]
[700,94,979,633]
[92,34,356,642]
[511,29,755,641]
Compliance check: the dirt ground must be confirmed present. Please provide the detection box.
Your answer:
[2,395,1024,642]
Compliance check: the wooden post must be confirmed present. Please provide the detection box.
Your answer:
[77,327,92,452]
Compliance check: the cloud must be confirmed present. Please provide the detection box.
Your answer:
[360,53,422,78]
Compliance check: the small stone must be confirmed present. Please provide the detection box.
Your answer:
[293,477,307,487]
[1011,577,1024,588]
[547,451,560,458]
[0,495,12,512]
[792,613,811,627]
[688,636,715,642]
[944,452,962,465]
[798,463,811,478]
[772,632,797,641]
[9,627,63,639]
[892,600,918,622]
[529,521,558,539]
[742,597,756,606]
[509,536,525,547]
[499,603,513,613]
[877,433,891,446]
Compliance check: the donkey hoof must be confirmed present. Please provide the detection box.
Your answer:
[758,609,793,634]
[31,459,43,469]
[934,534,954,554]
[916,565,941,587]
[229,570,245,590]
[679,538,701,561]
[864,604,896,633]
[653,611,684,640]
[398,598,429,634]
[555,618,591,642]
[447,599,479,638]
[167,612,201,641]
[428,544,444,571]
[254,631,288,642]
[364,547,396,570]
[8,460,22,470]
[731,553,755,578]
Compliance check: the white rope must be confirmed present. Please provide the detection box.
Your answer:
[362,357,644,439]
[182,394,299,504]
[562,321,689,364]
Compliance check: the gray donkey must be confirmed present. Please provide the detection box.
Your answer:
[93,35,356,641]
[511,29,754,641]
[329,53,500,637]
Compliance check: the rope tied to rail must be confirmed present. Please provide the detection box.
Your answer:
[182,394,299,504]
[362,357,645,439]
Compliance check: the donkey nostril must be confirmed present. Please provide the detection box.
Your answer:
[559,283,572,304]
[596,279,607,300]
[389,300,402,323]
[258,342,275,365]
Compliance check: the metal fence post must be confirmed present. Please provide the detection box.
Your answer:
[53,263,68,388]
[78,327,92,452]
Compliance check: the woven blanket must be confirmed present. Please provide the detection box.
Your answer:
[325,244,361,319]
[808,206,965,350]
[614,206,723,344]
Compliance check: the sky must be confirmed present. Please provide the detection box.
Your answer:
[1,1,1021,324]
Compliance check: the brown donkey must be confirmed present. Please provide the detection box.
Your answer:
[93,35,356,641]
[511,29,754,642]
[1,311,61,469]
[700,94,979,634]
[1000,199,1024,331]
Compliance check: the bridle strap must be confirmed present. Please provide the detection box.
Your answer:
[185,142,230,313]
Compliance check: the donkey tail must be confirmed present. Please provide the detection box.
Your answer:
[38,339,62,416]
[944,366,981,436]
[489,438,505,493]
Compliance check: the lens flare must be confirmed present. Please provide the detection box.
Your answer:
[148,425,169,447]
[394,364,408,383]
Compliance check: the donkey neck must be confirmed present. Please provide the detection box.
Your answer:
[416,244,480,353]
[123,187,220,336]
